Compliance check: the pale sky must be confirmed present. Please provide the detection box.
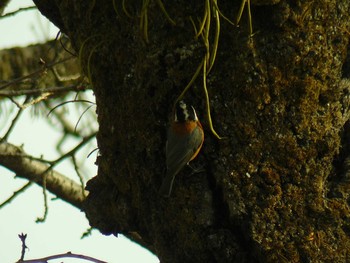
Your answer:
[0,1,158,262]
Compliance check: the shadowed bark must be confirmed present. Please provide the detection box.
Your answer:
[33,0,350,262]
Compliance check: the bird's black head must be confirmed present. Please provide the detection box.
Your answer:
[174,100,198,122]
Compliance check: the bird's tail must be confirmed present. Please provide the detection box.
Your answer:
[159,173,176,197]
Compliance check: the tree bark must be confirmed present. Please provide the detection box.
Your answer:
[33,0,350,262]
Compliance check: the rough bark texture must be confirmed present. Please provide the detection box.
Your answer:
[34,0,350,262]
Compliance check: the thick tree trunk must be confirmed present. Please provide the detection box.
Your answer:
[34,1,350,262]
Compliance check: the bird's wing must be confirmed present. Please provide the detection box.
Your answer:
[166,125,203,178]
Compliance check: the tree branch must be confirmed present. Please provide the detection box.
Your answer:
[0,182,32,209]
[17,251,107,263]
[0,40,80,96]
[0,142,87,209]
[0,84,88,97]
[0,6,37,18]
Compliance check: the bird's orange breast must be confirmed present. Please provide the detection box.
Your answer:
[171,121,200,135]
[171,121,204,162]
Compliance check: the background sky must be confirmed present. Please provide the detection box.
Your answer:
[0,1,158,262]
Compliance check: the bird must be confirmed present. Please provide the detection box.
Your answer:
[159,100,204,197]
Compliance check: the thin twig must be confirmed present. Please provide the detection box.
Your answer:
[0,56,74,91]
[72,156,87,198]
[0,142,88,210]
[50,133,96,165]
[0,84,88,97]
[21,93,51,109]
[36,133,96,221]
[17,251,107,263]
[87,147,99,159]
[18,233,28,261]
[47,99,95,117]
[36,171,49,223]
[0,182,32,209]
[74,104,96,133]
[45,100,85,139]
[57,32,77,57]
[1,105,24,141]
[0,6,36,19]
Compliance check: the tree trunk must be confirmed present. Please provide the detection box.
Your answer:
[34,0,350,262]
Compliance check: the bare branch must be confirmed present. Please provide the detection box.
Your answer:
[0,56,74,91]
[16,233,107,263]
[0,142,88,209]
[74,104,96,132]
[0,6,37,19]
[0,84,88,97]
[35,132,95,221]
[18,233,28,261]
[50,133,96,165]
[1,104,24,141]
[0,182,32,209]
[17,252,107,263]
